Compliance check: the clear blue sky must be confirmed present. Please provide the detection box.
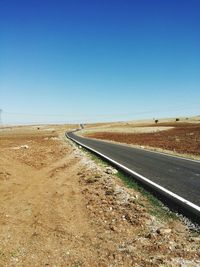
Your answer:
[0,0,200,124]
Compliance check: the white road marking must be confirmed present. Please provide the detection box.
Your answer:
[66,132,200,215]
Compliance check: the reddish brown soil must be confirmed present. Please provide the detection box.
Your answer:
[86,123,200,156]
[0,125,200,266]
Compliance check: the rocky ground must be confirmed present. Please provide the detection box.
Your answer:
[0,125,199,266]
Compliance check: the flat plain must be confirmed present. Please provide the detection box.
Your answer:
[0,124,200,266]
[83,116,200,160]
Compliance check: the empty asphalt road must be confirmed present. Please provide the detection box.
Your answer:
[67,131,200,212]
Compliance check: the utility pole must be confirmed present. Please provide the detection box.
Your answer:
[0,109,2,126]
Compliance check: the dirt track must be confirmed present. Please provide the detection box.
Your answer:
[0,126,200,266]
[0,126,96,266]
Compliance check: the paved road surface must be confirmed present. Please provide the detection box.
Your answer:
[67,132,200,208]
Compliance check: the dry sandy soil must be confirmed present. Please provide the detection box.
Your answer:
[84,118,200,159]
[0,125,200,266]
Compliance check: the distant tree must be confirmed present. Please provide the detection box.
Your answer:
[175,118,180,122]
[155,119,158,124]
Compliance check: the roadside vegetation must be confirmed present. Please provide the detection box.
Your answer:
[1,125,199,266]
[81,146,179,222]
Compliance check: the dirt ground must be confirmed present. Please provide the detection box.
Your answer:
[85,122,200,159]
[80,126,174,135]
[0,125,200,266]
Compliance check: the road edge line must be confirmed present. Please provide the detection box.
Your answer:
[66,132,200,223]
[78,132,200,163]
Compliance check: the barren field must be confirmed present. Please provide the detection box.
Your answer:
[85,122,200,158]
[0,125,200,266]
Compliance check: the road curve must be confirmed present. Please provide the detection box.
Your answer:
[66,131,200,223]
